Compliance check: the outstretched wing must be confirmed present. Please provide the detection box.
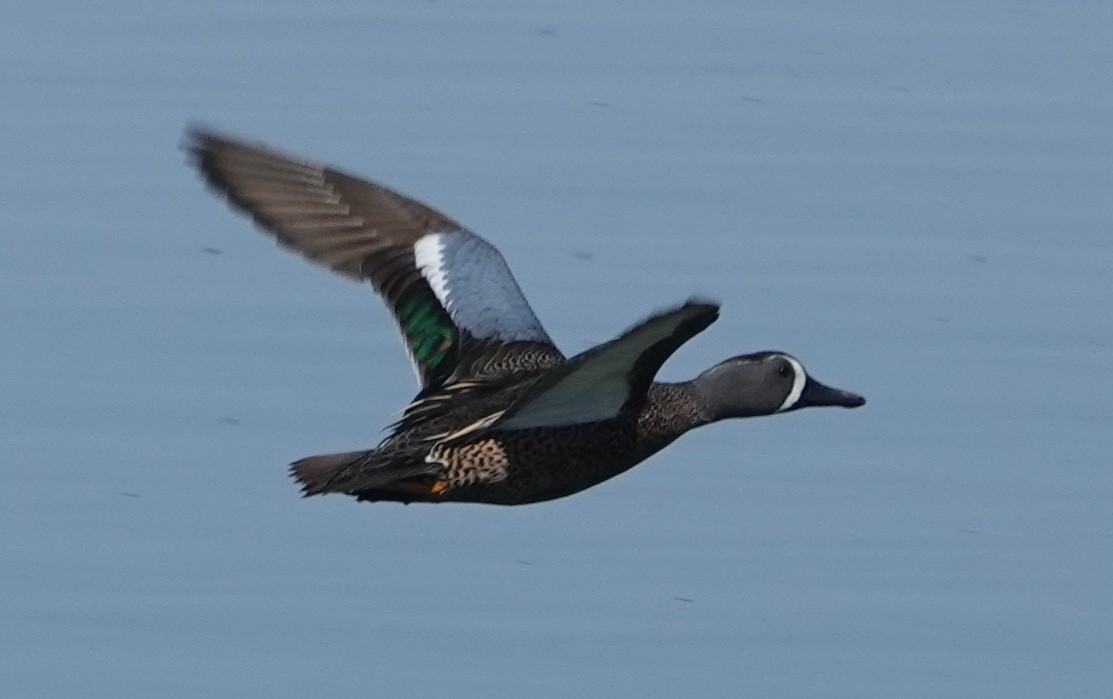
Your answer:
[493,301,719,430]
[186,128,559,391]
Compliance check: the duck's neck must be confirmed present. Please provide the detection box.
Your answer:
[635,382,713,453]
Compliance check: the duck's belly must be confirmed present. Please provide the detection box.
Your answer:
[436,421,672,505]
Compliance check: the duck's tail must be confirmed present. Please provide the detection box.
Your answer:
[289,450,372,496]
[289,448,444,498]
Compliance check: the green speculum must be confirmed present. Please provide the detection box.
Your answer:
[400,298,455,370]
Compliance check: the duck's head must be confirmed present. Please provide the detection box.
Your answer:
[692,351,865,421]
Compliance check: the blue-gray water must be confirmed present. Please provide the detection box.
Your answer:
[3,2,1111,696]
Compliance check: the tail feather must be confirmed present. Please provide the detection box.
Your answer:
[289,450,370,496]
[289,449,444,497]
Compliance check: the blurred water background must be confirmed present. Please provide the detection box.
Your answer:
[2,1,1111,696]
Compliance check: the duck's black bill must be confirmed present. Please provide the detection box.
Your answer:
[797,377,866,409]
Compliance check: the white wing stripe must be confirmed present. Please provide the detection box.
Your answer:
[414,233,452,311]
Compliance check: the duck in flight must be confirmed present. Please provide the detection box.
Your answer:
[186,129,865,506]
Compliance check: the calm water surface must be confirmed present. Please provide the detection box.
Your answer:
[2,2,1111,697]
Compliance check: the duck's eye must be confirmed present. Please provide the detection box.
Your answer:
[777,364,792,378]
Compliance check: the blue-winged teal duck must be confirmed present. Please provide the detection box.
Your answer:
[187,129,865,506]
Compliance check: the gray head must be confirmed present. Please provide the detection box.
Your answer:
[691,351,865,421]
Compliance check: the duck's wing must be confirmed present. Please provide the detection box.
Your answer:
[186,128,560,391]
[491,301,719,430]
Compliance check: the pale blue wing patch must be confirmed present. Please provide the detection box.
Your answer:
[413,231,552,344]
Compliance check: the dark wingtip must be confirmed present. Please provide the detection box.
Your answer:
[684,295,721,317]
[181,124,237,194]
[181,123,224,162]
[671,297,720,336]
[181,124,287,179]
